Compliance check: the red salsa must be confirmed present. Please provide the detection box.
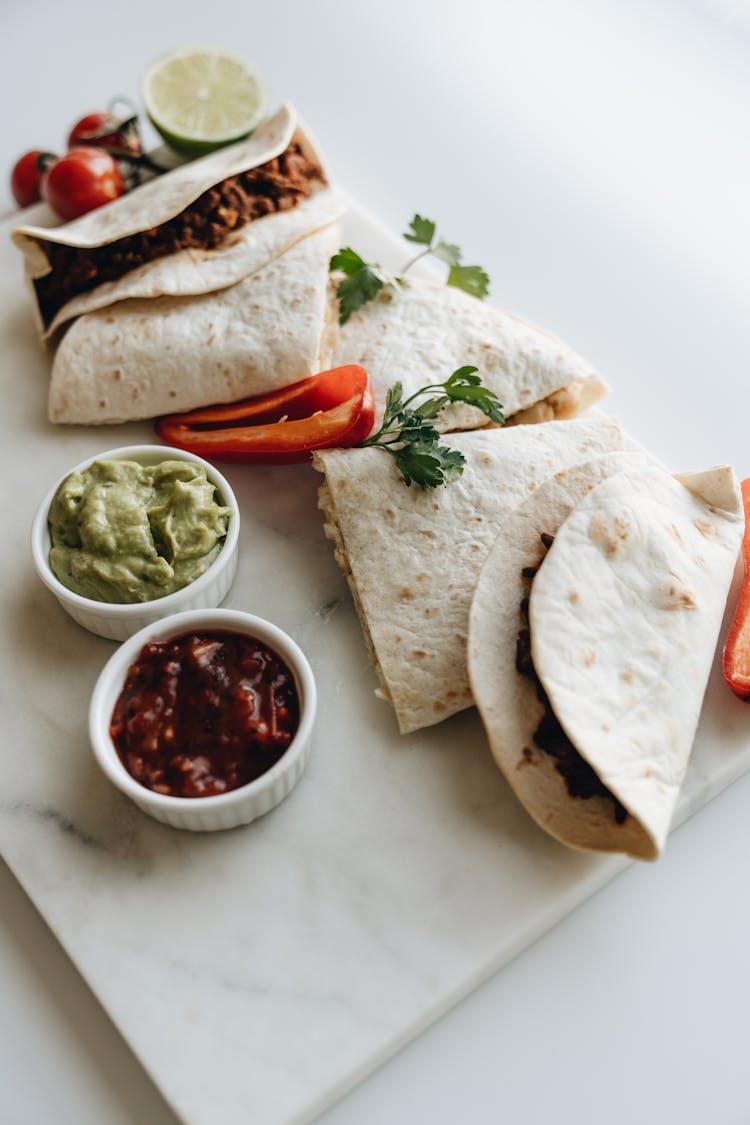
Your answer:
[110,630,300,798]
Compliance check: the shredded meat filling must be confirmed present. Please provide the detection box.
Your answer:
[516,533,629,824]
[36,139,326,325]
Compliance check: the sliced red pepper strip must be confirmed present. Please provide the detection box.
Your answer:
[155,365,374,464]
[722,477,750,700]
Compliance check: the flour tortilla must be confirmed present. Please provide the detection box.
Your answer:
[48,222,340,425]
[314,415,626,734]
[12,104,344,337]
[333,279,608,431]
[468,459,742,860]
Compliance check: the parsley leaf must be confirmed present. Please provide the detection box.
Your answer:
[403,214,436,246]
[394,442,466,488]
[357,366,504,488]
[442,365,505,423]
[432,240,462,267]
[447,263,490,300]
[330,248,385,324]
[329,247,369,276]
[329,213,491,323]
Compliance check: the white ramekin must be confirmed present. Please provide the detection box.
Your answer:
[89,608,317,831]
[31,444,240,641]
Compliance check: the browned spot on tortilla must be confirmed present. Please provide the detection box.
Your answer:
[206,332,216,346]
[384,507,395,522]
[622,666,635,684]
[169,390,177,398]
[412,650,427,659]
[693,518,717,539]
[481,455,493,467]
[601,722,610,732]
[111,369,121,382]
[104,315,114,325]
[568,589,580,604]
[398,587,415,601]
[419,529,436,539]
[665,582,697,609]
[582,647,596,667]
[98,399,106,408]
[110,334,121,346]
[643,766,652,777]
[481,342,492,350]
[131,387,139,400]
[470,543,481,552]
[424,607,433,617]
[670,523,683,543]
[589,511,632,556]
[433,700,447,714]
[517,746,536,768]
[454,634,466,648]
[416,573,428,583]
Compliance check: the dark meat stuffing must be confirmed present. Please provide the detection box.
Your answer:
[516,533,629,825]
[36,139,325,325]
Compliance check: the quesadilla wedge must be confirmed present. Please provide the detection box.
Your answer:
[314,414,626,734]
[333,279,608,431]
[12,103,344,338]
[48,222,340,425]
[468,457,743,860]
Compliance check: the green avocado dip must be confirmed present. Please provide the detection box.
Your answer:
[48,459,232,604]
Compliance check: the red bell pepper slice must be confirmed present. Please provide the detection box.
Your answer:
[722,477,750,700]
[155,365,374,464]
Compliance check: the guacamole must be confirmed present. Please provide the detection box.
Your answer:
[48,459,232,604]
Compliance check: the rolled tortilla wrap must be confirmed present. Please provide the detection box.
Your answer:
[12,104,344,338]
[468,458,743,860]
[48,222,341,424]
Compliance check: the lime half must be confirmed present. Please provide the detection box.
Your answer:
[142,48,268,157]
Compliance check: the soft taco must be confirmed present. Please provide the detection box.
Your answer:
[314,414,626,734]
[468,456,743,860]
[12,103,344,338]
[333,280,609,432]
[48,222,340,424]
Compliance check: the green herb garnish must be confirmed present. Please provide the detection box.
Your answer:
[357,366,504,489]
[330,213,490,324]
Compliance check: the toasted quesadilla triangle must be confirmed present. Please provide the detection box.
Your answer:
[333,279,608,432]
[12,104,344,336]
[468,452,660,861]
[314,415,626,735]
[48,222,341,425]
[528,465,742,857]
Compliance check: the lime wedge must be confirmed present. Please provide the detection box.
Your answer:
[142,49,268,157]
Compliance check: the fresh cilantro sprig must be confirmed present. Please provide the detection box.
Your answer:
[330,213,490,325]
[357,365,505,489]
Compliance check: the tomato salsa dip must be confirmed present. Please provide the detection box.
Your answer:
[110,630,300,798]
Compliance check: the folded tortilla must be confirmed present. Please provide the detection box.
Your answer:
[12,103,344,338]
[468,457,743,860]
[314,414,626,734]
[333,279,609,430]
[48,222,340,425]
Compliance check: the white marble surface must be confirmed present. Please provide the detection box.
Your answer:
[1,1,750,1123]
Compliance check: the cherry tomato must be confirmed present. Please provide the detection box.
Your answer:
[67,112,142,157]
[10,150,57,208]
[42,148,124,221]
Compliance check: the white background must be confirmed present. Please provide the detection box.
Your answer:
[2,1,750,1122]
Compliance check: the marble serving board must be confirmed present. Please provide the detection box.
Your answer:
[2,202,750,1125]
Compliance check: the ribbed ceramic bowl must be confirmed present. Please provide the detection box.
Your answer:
[89,608,317,831]
[31,445,240,640]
